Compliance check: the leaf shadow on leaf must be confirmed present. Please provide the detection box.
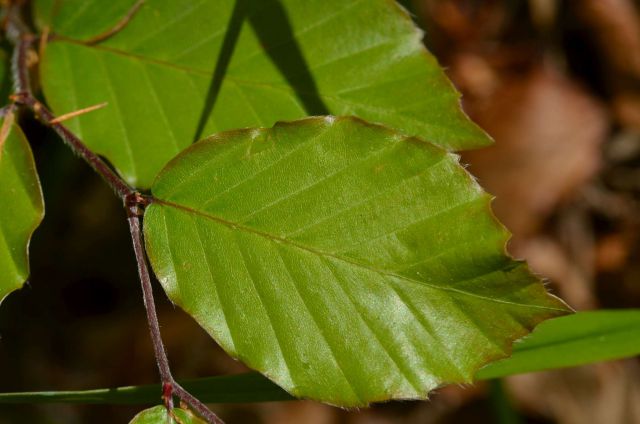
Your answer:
[192,0,330,142]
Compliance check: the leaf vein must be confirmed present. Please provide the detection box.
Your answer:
[232,231,295,389]
[190,214,236,353]
[237,135,402,224]
[321,257,424,393]
[153,200,566,313]
[275,246,363,403]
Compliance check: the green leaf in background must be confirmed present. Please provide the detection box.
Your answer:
[0,119,45,305]
[476,309,640,379]
[143,116,567,406]
[2,310,637,405]
[37,0,490,187]
[129,405,206,424]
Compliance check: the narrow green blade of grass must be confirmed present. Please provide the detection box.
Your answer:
[1,310,638,404]
[488,380,522,424]
[475,309,640,379]
[0,373,293,404]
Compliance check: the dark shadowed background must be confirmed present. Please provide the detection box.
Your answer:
[1,0,640,423]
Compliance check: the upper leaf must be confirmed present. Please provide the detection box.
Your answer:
[37,0,491,187]
[143,117,569,406]
[0,120,45,305]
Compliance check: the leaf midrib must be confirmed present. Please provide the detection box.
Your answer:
[151,198,566,313]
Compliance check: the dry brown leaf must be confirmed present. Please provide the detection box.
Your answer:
[506,361,640,424]
[462,65,607,236]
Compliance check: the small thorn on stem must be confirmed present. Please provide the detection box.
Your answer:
[38,26,49,61]
[49,102,108,124]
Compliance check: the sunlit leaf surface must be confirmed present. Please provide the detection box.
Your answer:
[143,117,568,406]
[37,0,490,187]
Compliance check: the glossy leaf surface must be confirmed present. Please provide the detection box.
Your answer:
[0,120,44,305]
[143,117,568,406]
[37,0,490,187]
[129,405,206,424]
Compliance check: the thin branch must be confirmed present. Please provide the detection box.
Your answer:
[173,383,225,424]
[126,203,174,393]
[84,0,145,45]
[127,201,224,424]
[9,30,32,95]
[14,90,134,199]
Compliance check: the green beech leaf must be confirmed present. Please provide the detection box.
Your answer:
[37,0,490,187]
[143,116,568,406]
[0,119,45,305]
[130,405,206,424]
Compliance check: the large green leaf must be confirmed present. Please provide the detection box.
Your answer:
[130,405,206,424]
[37,0,490,187]
[0,119,45,305]
[143,116,568,406]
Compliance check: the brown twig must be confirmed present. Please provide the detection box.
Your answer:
[127,203,224,424]
[83,0,145,45]
[126,203,174,399]
[172,382,225,424]
[12,89,134,199]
